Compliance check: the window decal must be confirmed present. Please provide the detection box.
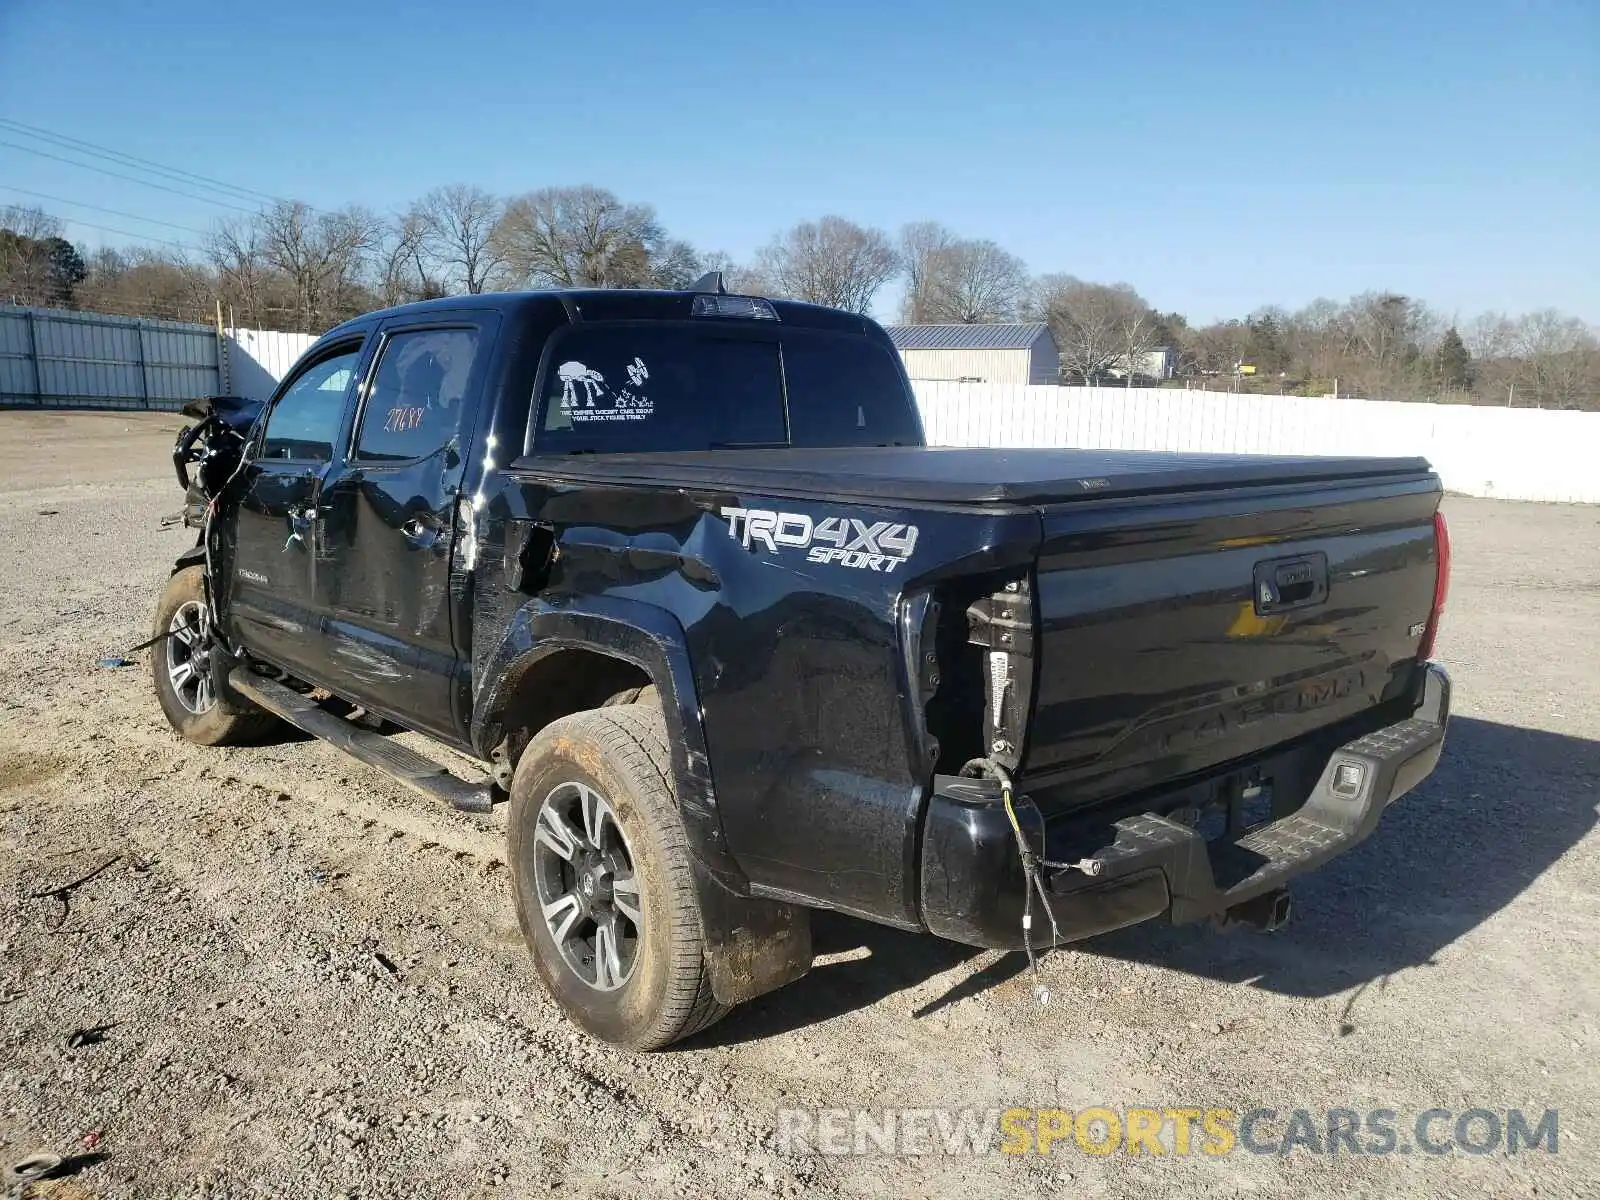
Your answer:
[557,358,655,423]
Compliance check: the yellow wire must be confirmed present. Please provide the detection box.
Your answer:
[1001,781,1027,845]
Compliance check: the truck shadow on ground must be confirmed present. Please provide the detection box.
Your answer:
[698,716,1598,1045]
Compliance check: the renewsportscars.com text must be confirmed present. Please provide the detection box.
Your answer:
[773,1106,1559,1158]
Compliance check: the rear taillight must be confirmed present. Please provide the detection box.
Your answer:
[1417,510,1451,660]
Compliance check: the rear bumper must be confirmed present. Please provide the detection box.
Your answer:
[919,663,1451,950]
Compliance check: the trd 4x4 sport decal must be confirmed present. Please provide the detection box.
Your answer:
[719,507,919,573]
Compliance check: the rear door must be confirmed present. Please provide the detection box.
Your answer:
[312,313,497,740]
[226,338,367,678]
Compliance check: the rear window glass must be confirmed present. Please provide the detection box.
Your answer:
[536,327,785,454]
[529,323,920,454]
[783,336,921,447]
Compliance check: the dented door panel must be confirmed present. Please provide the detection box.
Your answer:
[311,314,499,739]
[226,460,324,676]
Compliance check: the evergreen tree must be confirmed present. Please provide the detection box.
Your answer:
[1434,326,1473,390]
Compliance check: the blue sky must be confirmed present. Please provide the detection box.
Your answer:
[1,0,1594,323]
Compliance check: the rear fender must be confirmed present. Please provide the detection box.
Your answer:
[473,595,812,1005]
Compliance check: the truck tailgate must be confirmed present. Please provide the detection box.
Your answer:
[1021,476,1441,803]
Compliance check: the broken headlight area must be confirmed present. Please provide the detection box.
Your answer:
[172,394,263,522]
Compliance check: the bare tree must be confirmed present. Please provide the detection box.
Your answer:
[899,220,956,322]
[757,216,899,312]
[1116,305,1161,388]
[0,203,58,242]
[1461,311,1518,361]
[1511,310,1600,409]
[1026,275,1145,384]
[207,216,273,327]
[256,201,382,330]
[917,238,1028,324]
[1348,293,1427,361]
[1188,320,1254,378]
[417,185,506,294]
[1282,298,1345,385]
[649,237,702,290]
[75,246,213,323]
[696,250,770,296]
[0,204,65,306]
[376,209,442,308]
[1456,311,1519,403]
[491,186,690,289]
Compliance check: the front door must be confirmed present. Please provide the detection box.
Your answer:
[313,316,495,741]
[226,339,366,679]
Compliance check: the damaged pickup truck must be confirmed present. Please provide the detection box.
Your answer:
[152,279,1451,1048]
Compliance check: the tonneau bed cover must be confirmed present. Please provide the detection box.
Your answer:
[509,446,1434,506]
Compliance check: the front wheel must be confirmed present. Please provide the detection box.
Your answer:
[150,566,276,746]
[507,700,728,1049]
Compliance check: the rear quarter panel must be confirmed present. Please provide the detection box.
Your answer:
[477,470,1034,926]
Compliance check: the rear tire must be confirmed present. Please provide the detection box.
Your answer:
[507,698,728,1049]
[150,566,276,746]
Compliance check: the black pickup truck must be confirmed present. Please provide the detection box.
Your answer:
[152,280,1451,1048]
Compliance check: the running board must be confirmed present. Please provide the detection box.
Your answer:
[229,669,495,815]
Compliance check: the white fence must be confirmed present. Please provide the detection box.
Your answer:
[216,333,1599,505]
[915,382,1600,504]
[226,328,318,401]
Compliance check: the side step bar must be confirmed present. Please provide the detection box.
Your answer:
[229,669,495,815]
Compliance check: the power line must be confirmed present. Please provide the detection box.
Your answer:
[0,138,261,214]
[0,117,285,207]
[0,185,208,236]
[53,217,195,251]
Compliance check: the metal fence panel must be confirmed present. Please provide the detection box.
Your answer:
[0,305,222,410]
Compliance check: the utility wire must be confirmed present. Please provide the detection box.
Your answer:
[0,185,208,236]
[0,139,261,214]
[0,117,285,207]
[53,217,195,250]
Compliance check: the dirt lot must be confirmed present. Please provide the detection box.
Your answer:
[1,410,1596,1199]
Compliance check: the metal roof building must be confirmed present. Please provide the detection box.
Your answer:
[886,323,1060,386]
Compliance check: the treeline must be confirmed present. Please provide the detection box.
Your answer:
[3,191,1597,409]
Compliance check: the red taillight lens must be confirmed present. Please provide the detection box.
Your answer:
[1417,510,1451,660]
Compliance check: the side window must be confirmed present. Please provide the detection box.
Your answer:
[356,327,482,463]
[260,347,362,462]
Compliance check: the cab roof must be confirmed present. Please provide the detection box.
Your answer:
[322,288,879,342]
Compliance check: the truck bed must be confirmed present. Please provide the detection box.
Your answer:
[509,445,1434,506]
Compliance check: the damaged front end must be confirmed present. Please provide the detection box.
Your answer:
[171,394,263,527]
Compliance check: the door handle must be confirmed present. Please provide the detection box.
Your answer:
[284,504,321,550]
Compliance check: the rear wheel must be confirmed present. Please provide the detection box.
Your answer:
[507,699,728,1049]
[150,566,276,746]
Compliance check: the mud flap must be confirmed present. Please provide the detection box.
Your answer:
[696,871,813,1006]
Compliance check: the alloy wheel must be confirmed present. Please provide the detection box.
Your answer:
[532,781,642,992]
[166,600,217,714]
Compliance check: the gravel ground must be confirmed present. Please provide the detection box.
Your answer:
[1,410,1596,1199]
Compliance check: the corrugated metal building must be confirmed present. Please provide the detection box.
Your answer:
[886,323,1060,386]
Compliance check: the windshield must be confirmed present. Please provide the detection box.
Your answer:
[531,323,922,454]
